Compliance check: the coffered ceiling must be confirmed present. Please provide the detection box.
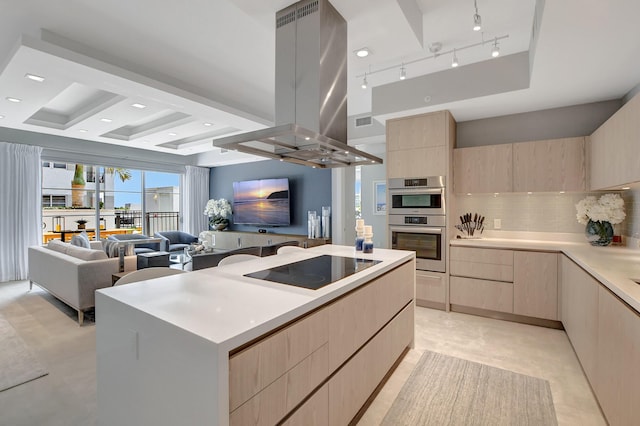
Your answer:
[0,0,639,166]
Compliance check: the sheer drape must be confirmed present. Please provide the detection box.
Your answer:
[182,165,210,236]
[0,142,42,282]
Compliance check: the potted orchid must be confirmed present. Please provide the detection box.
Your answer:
[204,198,232,231]
[575,193,625,246]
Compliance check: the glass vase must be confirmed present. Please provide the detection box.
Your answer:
[585,220,614,246]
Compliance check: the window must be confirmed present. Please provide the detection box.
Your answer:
[41,162,182,243]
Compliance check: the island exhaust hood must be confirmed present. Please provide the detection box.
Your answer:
[211,0,382,168]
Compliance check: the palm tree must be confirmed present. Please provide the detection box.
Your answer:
[105,167,132,183]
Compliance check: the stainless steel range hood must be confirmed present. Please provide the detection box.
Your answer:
[212,0,382,168]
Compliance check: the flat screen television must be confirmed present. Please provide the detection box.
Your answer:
[232,178,290,226]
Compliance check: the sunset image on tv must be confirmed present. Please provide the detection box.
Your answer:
[232,178,290,225]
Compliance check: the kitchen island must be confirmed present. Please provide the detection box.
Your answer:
[95,245,415,426]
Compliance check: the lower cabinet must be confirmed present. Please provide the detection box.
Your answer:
[560,255,599,381]
[561,254,640,425]
[513,251,558,320]
[595,287,640,426]
[416,271,446,309]
[229,260,415,425]
[450,246,559,321]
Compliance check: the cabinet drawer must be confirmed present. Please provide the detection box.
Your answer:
[327,260,414,372]
[329,303,414,425]
[450,276,514,313]
[229,308,329,411]
[281,383,329,426]
[416,271,445,304]
[450,247,513,281]
[230,345,328,426]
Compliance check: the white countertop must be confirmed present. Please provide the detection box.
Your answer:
[97,245,415,351]
[451,238,640,313]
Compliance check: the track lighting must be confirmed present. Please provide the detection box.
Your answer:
[473,0,482,31]
[361,73,368,89]
[451,49,459,68]
[399,65,406,80]
[491,38,500,57]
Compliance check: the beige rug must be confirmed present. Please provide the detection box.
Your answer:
[0,314,48,392]
[382,350,557,426]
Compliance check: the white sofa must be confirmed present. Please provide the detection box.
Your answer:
[28,240,136,325]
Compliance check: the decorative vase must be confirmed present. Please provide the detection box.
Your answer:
[209,216,229,231]
[214,223,228,231]
[585,220,614,246]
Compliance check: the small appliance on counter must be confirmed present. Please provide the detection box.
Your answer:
[455,212,485,238]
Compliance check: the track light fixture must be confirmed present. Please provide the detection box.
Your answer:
[473,0,482,31]
[491,37,500,57]
[354,34,509,87]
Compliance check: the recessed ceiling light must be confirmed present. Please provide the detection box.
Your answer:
[0,115,4,119]
[25,73,45,82]
[203,122,213,127]
[100,118,112,123]
[6,97,21,103]
[131,103,146,109]
[78,129,88,133]
[168,132,177,136]
[621,187,630,190]
[355,47,370,58]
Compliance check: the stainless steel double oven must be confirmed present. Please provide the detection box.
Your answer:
[388,177,446,272]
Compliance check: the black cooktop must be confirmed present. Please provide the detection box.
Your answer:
[244,255,381,290]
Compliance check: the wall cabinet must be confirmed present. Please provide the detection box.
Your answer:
[512,137,586,192]
[450,246,559,322]
[590,93,640,189]
[453,137,586,193]
[453,144,513,194]
[386,111,455,179]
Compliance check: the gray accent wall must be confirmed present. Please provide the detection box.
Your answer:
[209,160,332,235]
[456,99,622,147]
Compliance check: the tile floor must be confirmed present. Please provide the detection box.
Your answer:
[0,280,605,425]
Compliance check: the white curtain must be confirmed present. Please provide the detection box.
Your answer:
[0,142,42,282]
[182,165,210,236]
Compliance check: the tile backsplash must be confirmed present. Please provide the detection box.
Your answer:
[454,190,638,239]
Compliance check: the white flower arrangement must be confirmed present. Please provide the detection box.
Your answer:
[575,193,625,225]
[204,198,232,222]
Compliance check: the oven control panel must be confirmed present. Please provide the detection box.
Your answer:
[388,214,446,227]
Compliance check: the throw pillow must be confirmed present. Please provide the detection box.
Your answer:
[70,235,90,249]
[79,231,91,247]
[102,240,119,258]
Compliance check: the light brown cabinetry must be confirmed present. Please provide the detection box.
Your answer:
[513,252,558,320]
[595,287,640,426]
[415,270,446,308]
[512,137,586,192]
[454,137,587,193]
[453,144,513,194]
[590,93,640,189]
[450,246,559,322]
[386,111,455,179]
[560,255,599,382]
[328,303,414,425]
[229,260,415,425]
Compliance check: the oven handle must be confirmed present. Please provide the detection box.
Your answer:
[389,188,443,195]
[389,226,443,234]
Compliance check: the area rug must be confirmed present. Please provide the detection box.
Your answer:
[0,314,48,392]
[381,350,557,426]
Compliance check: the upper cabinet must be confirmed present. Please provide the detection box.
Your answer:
[453,144,513,194]
[590,93,640,190]
[386,111,456,179]
[454,137,586,194]
[513,137,586,192]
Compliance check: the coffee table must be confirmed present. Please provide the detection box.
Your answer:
[169,253,191,270]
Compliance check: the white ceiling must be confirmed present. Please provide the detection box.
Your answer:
[0,0,639,166]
